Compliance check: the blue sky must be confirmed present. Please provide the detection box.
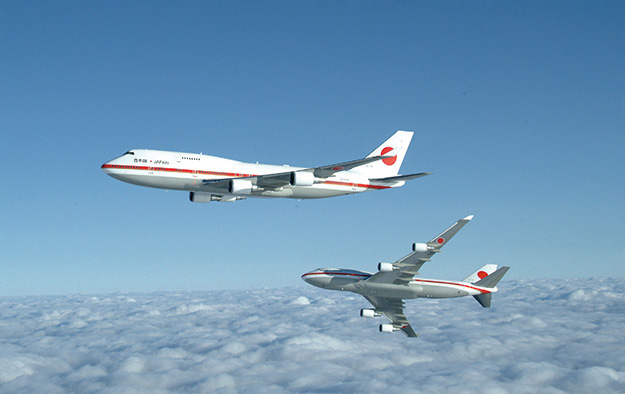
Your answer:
[1,1,623,295]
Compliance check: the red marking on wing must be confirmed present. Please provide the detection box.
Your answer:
[436,237,445,244]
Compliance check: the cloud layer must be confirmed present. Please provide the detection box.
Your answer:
[1,278,624,393]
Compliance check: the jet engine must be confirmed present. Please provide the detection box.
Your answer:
[412,243,430,252]
[378,262,395,272]
[290,171,315,187]
[189,191,214,203]
[379,324,399,333]
[360,309,381,318]
[228,179,253,194]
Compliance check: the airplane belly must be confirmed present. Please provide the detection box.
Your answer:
[118,171,191,191]
[358,283,422,299]
[417,283,469,299]
[287,183,363,199]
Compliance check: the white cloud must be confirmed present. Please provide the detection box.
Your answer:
[0,278,624,393]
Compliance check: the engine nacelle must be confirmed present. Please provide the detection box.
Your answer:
[378,262,395,272]
[412,243,429,252]
[290,171,315,187]
[189,191,214,203]
[379,324,399,333]
[360,309,381,318]
[229,179,253,195]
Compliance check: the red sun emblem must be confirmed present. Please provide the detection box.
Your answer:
[381,147,397,166]
[477,270,488,279]
[436,237,445,244]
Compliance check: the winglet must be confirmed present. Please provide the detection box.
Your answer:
[463,215,474,221]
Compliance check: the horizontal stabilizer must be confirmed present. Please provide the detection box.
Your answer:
[370,172,432,183]
[474,266,510,288]
[473,293,492,308]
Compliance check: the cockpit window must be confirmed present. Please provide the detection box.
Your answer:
[124,151,135,155]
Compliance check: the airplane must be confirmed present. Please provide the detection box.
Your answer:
[101,130,430,202]
[301,215,510,337]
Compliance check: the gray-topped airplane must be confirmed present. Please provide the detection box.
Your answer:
[101,131,430,203]
[302,215,510,337]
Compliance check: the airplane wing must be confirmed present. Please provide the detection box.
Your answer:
[199,155,393,192]
[365,215,474,285]
[310,155,392,178]
[201,172,293,192]
[363,295,417,337]
[369,172,432,184]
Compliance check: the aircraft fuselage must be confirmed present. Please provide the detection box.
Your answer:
[301,268,491,299]
[101,149,395,200]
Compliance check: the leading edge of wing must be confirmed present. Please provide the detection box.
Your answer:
[369,172,432,183]
[312,154,394,178]
[364,295,417,337]
[364,252,429,285]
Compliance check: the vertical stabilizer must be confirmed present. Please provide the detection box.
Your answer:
[358,131,414,178]
[462,264,498,283]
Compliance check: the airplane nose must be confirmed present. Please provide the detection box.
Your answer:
[101,156,127,179]
[101,159,116,175]
[301,270,328,288]
[301,271,316,284]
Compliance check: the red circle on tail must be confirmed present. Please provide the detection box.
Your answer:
[477,271,488,279]
[381,147,397,166]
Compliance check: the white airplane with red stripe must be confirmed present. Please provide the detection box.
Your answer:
[302,215,510,337]
[101,131,430,202]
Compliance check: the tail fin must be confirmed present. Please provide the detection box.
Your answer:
[359,130,414,178]
[462,264,498,283]
[472,266,511,308]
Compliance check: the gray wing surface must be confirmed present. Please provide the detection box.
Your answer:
[200,172,294,192]
[311,155,392,178]
[200,155,393,192]
[369,172,432,183]
[366,215,474,285]
[364,296,417,337]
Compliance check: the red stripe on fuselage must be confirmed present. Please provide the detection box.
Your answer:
[301,272,372,278]
[101,164,391,190]
[414,278,491,294]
